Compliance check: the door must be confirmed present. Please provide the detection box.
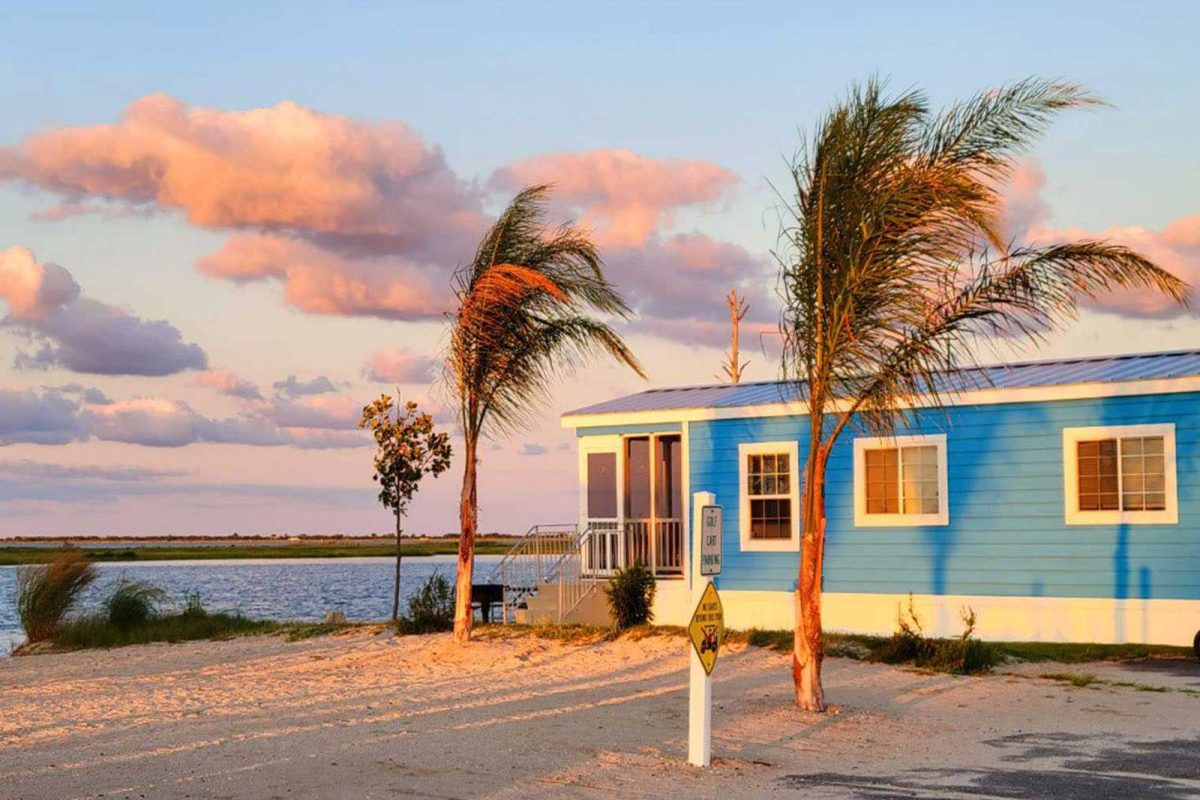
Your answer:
[582,446,619,574]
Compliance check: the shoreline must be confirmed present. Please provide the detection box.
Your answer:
[0,538,518,565]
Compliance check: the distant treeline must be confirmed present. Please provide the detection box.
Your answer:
[0,537,520,566]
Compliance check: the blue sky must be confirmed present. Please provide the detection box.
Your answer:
[0,2,1196,535]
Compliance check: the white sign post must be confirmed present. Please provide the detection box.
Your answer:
[688,491,721,767]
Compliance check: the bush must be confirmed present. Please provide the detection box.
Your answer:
[16,551,97,643]
[398,571,454,634]
[105,581,166,631]
[604,564,656,630]
[868,596,997,675]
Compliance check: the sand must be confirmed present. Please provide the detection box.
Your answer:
[3,629,1200,799]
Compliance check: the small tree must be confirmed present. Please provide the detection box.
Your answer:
[360,396,452,623]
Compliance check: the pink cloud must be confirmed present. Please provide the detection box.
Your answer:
[1,94,486,263]
[196,368,263,401]
[601,233,776,346]
[997,160,1197,318]
[198,234,450,320]
[362,347,438,384]
[1027,216,1199,317]
[0,246,80,320]
[0,246,207,375]
[491,149,737,247]
[998,159,1050,242]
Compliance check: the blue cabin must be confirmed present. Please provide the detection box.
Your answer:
[560,350,1200,645]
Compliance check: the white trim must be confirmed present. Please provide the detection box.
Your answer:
[853,434,949,527]
[577,434,620,529]
[1062,423,1178,525]
[648,589,1200,647]
[681,420,691,582]
[561,375,1200,429]
[737,440,801,553]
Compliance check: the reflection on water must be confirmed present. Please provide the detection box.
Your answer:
[0,555,501,655]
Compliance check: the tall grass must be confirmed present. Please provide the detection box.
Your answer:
[397,571,454,634]
[105,581,166,630]
[16,551,97,642]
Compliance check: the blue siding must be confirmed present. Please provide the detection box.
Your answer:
[688,392,1200,600]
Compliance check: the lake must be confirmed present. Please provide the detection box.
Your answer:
[0,555,502,655]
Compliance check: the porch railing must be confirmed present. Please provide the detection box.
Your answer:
[582,518,683,577]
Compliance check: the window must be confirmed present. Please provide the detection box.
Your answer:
[738,441,800,552]
[853,434,949,527]
[1063,424,1177,525]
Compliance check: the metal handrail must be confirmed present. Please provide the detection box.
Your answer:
[491,523,582,623]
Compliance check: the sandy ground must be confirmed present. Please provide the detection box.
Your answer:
[2,630,1200,800]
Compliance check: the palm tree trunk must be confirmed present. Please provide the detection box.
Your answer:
[453,435,478,643]
[794,419,828,711]
[391,505,403,624]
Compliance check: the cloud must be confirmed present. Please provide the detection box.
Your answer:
[3,100,777,340]
[602,234,776,346]
[362,347,437,384]
[0,459,187,481]
[52,383,113,405]
[996,160,1197,318]
[492,149,736,246]
[0,246,208,376]
[0,387,89,445]
[272,373,339,398]
[1,95,485,322]
[196,368,263,400]
[520,442,548,456]
[265,393,361,430]
[0,466,366,507]
[998,159,1050,242]
[493,151,772,346]
[1027,216,1199,318]
[198,234,450,321]
[1,94,485,261]
[82,397,365,449]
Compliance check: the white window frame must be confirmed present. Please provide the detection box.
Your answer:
[1062,423,1178,525]
[738,441,801,552]
[853,434,949,528]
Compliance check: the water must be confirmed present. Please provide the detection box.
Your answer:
[0,555,502,655]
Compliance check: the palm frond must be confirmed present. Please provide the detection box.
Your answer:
[448,186,644,442]
[778,77,1189,442]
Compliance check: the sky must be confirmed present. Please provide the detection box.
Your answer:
[0,1,1197,537]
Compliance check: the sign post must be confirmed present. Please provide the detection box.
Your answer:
[688,491,723,767]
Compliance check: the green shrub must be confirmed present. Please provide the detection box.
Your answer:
[604,564,656,630]
[398,571,454,634]
[16,551,97,643]
[867,596,997,675]
[105,581,166,631]
[872,595,935,664]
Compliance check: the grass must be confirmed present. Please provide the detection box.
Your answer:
[16,553,97,642]
[1040,671,1177,693]
[0,538,519,566]
[1040,671,1099,688]
[740,629,1195,667]
[996,641,1193,663]
[18,609,371,654]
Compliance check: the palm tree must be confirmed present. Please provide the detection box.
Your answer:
[777,78,1189,711]
[447,185,645,642]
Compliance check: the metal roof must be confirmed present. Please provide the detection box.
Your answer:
[564,349,1200,419]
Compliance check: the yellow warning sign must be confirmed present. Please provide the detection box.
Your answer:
[688,582,724,675]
